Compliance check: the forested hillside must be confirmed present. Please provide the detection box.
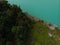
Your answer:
[0,1,60,45]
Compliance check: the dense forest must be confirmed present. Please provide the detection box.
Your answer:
[0,1,35,45]
[0,1,60,45]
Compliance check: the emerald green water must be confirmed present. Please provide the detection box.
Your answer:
[7,0,60,27]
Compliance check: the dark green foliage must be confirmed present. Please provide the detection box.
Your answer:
[0,1,34,45]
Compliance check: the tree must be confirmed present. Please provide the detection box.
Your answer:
[0,1,34,45]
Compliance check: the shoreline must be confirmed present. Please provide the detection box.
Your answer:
[24,12,60,29]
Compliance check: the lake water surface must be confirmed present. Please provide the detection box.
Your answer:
[7,0,60,27]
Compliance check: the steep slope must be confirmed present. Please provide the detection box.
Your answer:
[0,1,60,45]
[25,13,60,45]
[0,1,34,45]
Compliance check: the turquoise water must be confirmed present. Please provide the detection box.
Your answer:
[7,0,60,27]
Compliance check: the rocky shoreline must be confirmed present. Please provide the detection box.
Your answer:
[24,12,60,30]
